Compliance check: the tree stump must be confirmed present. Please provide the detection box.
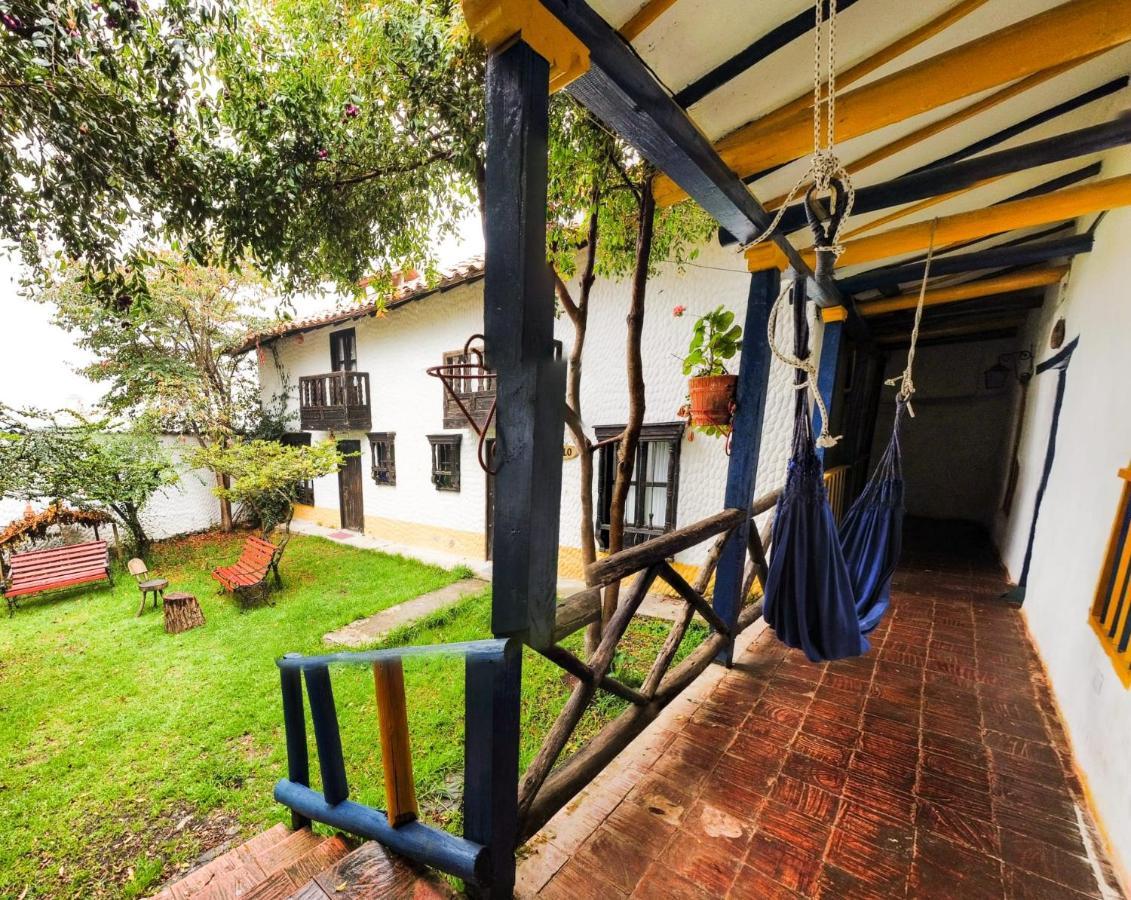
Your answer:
[163,592,205,634]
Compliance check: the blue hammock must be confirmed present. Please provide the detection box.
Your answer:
[763,286,906,661]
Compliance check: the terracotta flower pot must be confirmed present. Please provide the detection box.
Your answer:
[688,374,737,430]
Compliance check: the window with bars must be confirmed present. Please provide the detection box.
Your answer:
[368,432,396,486]
[428,434,461,492]
[330,328,358,372]
[1091,464,1131,686]
[595,422,683,550]
[280,432,315,506]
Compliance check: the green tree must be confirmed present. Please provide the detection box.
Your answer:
[190,438,343,536]
[34,256,276,530]
[0,406,177,553]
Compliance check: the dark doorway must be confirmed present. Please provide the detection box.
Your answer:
[337,440,364,532]
[485,439,496,560]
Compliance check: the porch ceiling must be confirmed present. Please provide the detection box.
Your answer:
[561,0,1131,331]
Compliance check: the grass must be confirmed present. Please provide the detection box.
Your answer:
[0,530,705,899]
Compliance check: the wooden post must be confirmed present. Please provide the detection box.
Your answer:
[280,657,311,830]
[304,665,349,807]
[483,38,565,648]
[372,659,418,827]
[712,269,778,665]
[814,310,844,463]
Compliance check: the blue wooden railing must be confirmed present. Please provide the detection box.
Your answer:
[275,639,521,896]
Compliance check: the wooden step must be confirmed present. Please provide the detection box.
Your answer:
[288,840,455,899]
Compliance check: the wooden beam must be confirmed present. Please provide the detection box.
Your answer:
[373,660,418,827]
[657,0,1131,203]
[839,234,1094,295]
[619,0,678,42]
[858,267,1067,318]
[746,174,1131,271]
[775,118,1131,236]
[463,0,589,91]
[875,315,1029,347]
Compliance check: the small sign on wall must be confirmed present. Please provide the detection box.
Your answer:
[563,444,579,461]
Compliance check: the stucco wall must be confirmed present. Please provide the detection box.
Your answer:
[993,143,1131,879]
[257,239,812,573]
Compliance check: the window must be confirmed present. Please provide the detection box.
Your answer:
[330,328,358,372]
[1091,463,1131,686]
[441,349,495,430]
[280,433,315,506]
[595,422,684,549]
[428,434,461,492]
[369,432,396,486]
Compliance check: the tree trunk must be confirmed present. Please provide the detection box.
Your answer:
[115,502,150,558]
[216,470,233,532]
[602,177,656,627]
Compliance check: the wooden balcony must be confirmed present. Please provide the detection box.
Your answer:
[299,371,372,432]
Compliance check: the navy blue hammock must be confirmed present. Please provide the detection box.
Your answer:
[763,282,909,662]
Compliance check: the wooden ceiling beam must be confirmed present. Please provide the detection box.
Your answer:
[619,0,679,42]
[854,267,1067,318]
[746,173,1131,271]
[874,316,1029,347]
[657,0,1131,205]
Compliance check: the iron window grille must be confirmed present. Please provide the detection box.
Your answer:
[595,422,684,550]
[428,434,462,492]
[368,432,396,486]
[280,432,315,506]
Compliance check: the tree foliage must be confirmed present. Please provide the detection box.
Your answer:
[0,406,177,552]
[190,438,342,535]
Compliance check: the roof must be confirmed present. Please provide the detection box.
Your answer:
[234,256,484,355]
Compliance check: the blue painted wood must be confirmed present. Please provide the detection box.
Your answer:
[273,780,487,884]
[279,656,311,830]
[277,639,512,670]
[303,665,349,806]
[813,319,843,463]
[463,639,522,897]
[712,269,779,665]
[673,0,863,108]
[483,40,565,648]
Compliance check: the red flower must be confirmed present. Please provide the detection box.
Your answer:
[672,305,687,317]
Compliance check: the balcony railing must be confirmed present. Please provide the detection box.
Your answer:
[299,371,372,432]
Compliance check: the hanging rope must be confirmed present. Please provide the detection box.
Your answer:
[742,0,855,260]
[885,218,939,417]
[767,281,841,449]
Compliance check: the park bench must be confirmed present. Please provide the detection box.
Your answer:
[212,535,284,607]
[2,540,112,615]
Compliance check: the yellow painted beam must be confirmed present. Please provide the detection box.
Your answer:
[821,305,849,323]
[857,266,1068,317]
[657,0,1131,204]
[462,0,589,91]
[746,173,1131,271]
[620,0,679,42]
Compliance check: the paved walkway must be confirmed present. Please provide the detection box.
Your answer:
[324,577,488,646]
[517,522,1125,899]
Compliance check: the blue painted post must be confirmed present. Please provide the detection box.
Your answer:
[303,665,349,806]
[482,38,565,649]
[463,639,522,898]
[813,310,845,463]
[280,655,311,829]
[712,269,779,665]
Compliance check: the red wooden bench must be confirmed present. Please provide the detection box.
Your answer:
[2,540,112,615]
[212,535,283,606]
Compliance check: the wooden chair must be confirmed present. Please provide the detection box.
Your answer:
[2,541,112,615]
[128,558,169,616]
[211,535,283,607]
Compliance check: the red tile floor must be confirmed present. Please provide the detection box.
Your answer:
[517,521,1125,899]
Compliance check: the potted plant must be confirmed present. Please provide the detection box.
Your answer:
[679,305,743,435]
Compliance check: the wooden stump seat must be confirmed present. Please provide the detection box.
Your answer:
[2,541,112,615]
[163,592,205,634]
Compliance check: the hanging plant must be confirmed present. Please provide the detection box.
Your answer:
[680,305,742,437]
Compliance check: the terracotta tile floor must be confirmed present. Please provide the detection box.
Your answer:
[519,520,1125,899]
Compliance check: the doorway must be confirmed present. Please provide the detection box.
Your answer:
[337,440,364,532]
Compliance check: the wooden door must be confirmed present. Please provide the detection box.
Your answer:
[337,440,364,532]
[485,439,496,560]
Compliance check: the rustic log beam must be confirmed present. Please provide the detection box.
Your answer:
[656,601,765,702]
[551,587,601,642]
[659,562,731,636]
[857,266,1068,318]
[585,507,745,587]
[746,523,770,595]
[537,642,647,705]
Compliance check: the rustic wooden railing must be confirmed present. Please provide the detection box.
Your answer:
[516,490,781,843]
[298,371,372,431]
[274,639,521,896]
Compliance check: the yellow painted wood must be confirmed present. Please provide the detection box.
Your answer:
[1101,524,1131,649]
[820,305,849,323]
[462,0,589,91]
[746,174,1131,271]
[858,267,1068,317]
[1093,473,1131,619]
[657,0,1131,204]
[620,0,679,42]
[373,659,419,827]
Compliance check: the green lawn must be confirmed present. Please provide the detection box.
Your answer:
[0,530,704,898]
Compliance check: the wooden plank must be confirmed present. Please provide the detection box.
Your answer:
[658,0,1131,200]
[857,267,1069,317]
[280,660,311,830]
[303,666,349,806]
[618,0,678,41]
[5,571,110,598]
[372,659,418,828]
[482,39,566,648]
[584,507,745,586]
[747,174,1131,271]
[551,587,601,642]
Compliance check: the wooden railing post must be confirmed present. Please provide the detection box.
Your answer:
[713,268,778,665]
[280,655,310,830]
[304,665,350,806]
[373,659,418,827]
[464,640,522,898]
[814,309,845,463]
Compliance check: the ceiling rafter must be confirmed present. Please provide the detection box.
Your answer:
[855,266,1067,317]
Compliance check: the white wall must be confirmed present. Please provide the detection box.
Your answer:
[994,143,1131,878]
